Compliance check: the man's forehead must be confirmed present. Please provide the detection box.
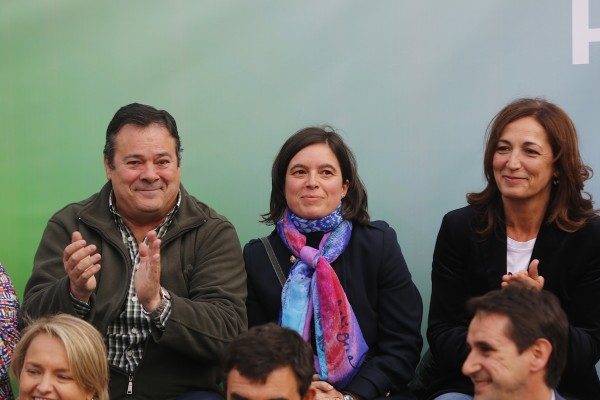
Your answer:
[468,312,511,344]
[113,125,177,153]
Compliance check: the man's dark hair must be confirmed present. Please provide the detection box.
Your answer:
[467,286,568,388]
[104,103,182,169]
[224,323,314,397]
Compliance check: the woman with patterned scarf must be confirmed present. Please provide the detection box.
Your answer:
[244,127,423,400]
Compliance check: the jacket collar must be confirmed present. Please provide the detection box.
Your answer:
[478,218,566,288]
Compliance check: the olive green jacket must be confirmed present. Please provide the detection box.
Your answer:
[23,182,247,399]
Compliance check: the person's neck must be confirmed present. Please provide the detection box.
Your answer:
[122,215,165,243]
[503,198,548,242]
[305,231,325,248]
[512,383,554,400]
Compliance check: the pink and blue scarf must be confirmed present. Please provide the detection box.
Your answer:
[277,205,368,388]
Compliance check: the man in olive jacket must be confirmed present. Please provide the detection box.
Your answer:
[23,103,247,400]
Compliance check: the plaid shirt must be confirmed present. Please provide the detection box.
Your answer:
[71,191,180,373]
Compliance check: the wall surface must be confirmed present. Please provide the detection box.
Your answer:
[2,0,600,362]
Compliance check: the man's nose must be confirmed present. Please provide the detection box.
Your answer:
[141,162,159,181]
[461,351,479,376]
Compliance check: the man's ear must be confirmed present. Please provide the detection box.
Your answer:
[303,385,317,400]
[529,338,552,373]
[104,157,112,180]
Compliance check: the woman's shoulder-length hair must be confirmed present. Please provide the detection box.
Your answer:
[467,97,597,237]
[261,126,370,225]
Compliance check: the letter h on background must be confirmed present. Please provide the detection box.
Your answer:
[573,0,600,64]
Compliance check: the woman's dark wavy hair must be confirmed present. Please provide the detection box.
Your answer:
[261,126,369,225]
[467,98,596,237]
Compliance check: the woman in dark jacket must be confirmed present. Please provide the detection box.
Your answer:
[424,98,600,400]
[244,127,423,399]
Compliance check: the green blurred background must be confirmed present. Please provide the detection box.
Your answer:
[2,0,600,369]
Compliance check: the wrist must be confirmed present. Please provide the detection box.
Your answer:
[342,392,362,400]
[69,287,91,304]
[142,287,170,315]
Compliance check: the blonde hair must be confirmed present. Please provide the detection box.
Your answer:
[10,314,109,400]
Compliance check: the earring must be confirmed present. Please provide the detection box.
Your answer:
[553,176,559,185]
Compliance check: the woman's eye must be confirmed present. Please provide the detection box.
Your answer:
[525,148,540,155]
[496,146,510,153]
[291,170,306,175]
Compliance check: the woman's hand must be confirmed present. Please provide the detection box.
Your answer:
[501,259,544,291]
[311,375,344,399]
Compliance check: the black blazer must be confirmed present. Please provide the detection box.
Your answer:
[426,205,600,399]
[244,221,423,400]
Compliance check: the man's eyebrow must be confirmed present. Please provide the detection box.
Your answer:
[122,152,173,159]
[473,340,495,350]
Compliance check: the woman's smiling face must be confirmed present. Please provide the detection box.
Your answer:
[19,333,95,400]
[492,116,555,208]
[285,143,348,220]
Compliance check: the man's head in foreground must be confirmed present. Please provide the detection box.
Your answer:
[224,323,316,400]
[462,286,568,399]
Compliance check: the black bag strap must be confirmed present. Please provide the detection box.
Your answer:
[259,237,287,288]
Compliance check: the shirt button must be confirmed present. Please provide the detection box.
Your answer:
[132,296,138,302]
[127,237,133,242]
[126,350,133,357]
[131,328,138,334]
